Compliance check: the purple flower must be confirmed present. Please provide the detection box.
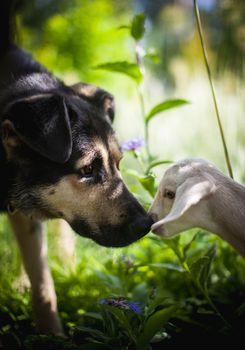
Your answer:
[121,254,135,268]
[121,138,144,152]
[128,302,141,314]
[99,297,141,314]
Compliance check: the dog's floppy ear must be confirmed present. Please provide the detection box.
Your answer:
[2,94,72,163]
[151,176,217,233]
[70,83,115,122]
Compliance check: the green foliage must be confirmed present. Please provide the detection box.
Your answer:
[95,61,143,84]
[130,12,145,41]
[145,99,190,124]
[20,0,133,83]
[190,244,216,292]
[137,305,177,349]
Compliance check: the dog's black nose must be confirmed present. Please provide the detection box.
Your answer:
[131,215,154,236]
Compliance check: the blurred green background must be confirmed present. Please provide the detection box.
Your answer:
[16,0,245,180]
[0,0,245,347]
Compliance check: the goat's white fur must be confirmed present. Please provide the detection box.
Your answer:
[149,158,245,256]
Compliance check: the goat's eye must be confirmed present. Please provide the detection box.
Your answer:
[164,189,175,199]
[79,165,93,178]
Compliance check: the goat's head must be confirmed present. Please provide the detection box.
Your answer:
[149,159,218,237]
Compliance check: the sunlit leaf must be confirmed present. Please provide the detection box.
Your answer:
[137,306,177,349]
[131,13,145,41]
[146,263,185,272]
[125,169,141,178]
[144,53,161,63]
[125,170,156,197]
[162,236,185,263]
[146,160,173,174]
[138,174,156,197]
[145,99,190,123]
[95,61,143,83]
[183,232,200,260]
[117,24,130,30]
[190,245,216,290]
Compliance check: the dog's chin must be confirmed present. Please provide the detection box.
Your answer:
[70,218,152,248]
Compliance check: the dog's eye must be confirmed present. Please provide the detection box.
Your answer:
[79,165,93,178]
[164,189,175,199]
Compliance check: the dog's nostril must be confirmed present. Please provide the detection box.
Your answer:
[120,213,127,219]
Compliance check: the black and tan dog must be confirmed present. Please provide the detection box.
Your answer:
[0,2,152,334]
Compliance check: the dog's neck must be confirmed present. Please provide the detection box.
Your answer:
[0,44,45,86]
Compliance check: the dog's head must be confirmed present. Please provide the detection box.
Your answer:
[1,76,152,247]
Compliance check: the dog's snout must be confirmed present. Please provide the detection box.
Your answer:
[131,215,153,236]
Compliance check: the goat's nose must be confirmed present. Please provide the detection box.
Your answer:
[149,212,159,223]
[151,222,165,235]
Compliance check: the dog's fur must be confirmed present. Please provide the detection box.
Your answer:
[0,2,152,334]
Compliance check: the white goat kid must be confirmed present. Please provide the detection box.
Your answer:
[149,158,245,257]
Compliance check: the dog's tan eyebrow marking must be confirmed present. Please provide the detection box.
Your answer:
[75,150,99,170]
[108,138,123,163]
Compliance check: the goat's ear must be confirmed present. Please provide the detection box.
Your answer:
[2,95,72,163]
[151,176,216,233]
[70,82,115,122]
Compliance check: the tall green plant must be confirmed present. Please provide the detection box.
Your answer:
[194,0,234,178]
[96,12,189,198]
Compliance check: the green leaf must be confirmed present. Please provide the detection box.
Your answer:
[75,326,109,342]
[95,61,143,84]
[146,263,185,272]
[137,306,177,349]
[145,99,190,123]
[125,170,156,197]
[117,24,130,30]
[190,244,216,290]
[131,13,145,41]
[138,174,156,197]
[162,236,185,263]
[100,305,138,344]
[144,53,161,63]
[146,160,173,174]
[183,232,200,260]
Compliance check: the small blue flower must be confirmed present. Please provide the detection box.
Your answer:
[98,297,141,314]
[121,254,135,268]
[121,137,144,152]
[128,302,141,314]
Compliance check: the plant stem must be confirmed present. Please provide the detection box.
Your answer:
[202,288,231,329]
[133,150,146,173]
[179,256,231,328]
[135,43,150,160]
[194,0,233,179]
